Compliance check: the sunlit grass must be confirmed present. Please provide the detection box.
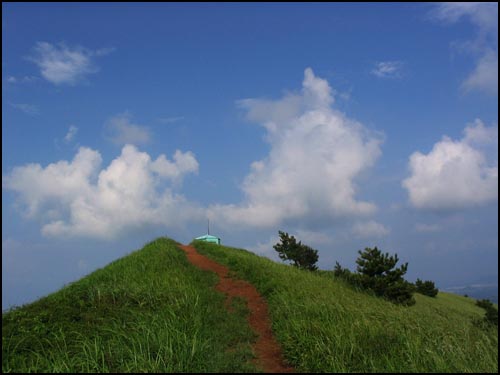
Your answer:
[4,237,496,373]
[193,240,498,373]
[2,238,257,373]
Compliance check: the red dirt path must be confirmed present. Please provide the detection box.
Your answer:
[178,244,293,373]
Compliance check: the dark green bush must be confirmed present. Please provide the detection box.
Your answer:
[476,299,494,310]
[415,278,438,297]
[485,306,498,326]
[475,299,498,326]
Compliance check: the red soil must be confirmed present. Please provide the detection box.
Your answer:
[178,244,294,373]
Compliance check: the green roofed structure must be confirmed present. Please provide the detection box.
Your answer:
[195,220,221,245]
[195,234,221,245]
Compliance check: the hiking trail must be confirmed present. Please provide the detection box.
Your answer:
[178,244,293,373]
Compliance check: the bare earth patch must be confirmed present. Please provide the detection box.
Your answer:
[179,244,293,373]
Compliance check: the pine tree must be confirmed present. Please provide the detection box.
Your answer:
[273,231,319,271]
[355,247,415,305]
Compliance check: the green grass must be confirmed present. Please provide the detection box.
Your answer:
[4,237,497,373]
[2,237,258,373]
[192,240,498,373]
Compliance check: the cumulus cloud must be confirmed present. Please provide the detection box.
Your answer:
[104,112,151,145]
[28,42,113,85]
[64,125,78,143]
[352,220,390,238]
[3,145,201,239]
[463,118,498,144]
[402,119,498,210]
[430,2,498,95]
[151,150,198,182]
[209,68,382,228]
[371,61,404,79]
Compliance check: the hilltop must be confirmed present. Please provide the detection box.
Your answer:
[2,237,498,373]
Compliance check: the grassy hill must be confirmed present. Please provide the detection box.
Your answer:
[2,238,257,373]
[192,241,498,373]
[3,237,498,373]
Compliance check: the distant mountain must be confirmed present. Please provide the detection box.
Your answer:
[442,284,498,303]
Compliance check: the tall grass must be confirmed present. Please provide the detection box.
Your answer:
[2,238,258,373]
[192,240,498,373]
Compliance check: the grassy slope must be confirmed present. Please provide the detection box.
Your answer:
[192,241,498,373]
[2,238,258,373]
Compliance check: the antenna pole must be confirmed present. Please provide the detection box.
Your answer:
[207,219,210,235]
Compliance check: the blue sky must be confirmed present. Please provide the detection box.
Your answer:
[2,3,498,309]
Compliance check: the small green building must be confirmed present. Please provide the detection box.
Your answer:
[195,234,221,245]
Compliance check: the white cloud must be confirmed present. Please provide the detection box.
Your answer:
[462,49,498,95]
[402,120,498,210]
[464,118,498,144]
[431,3,498,30]
[3,144,201,239]
[3,147,101,218]
[104,112,151,145]
[209,68,382,228]
[9,102,39,115]
[29,42,113,85]
[371,61,404,79]
[248,235,281,260]
[151,150,199,182]
[351,220,390,238]
[430,2,498,95]
[64,125,78,143]
[7,76,17,83]
[295,229,333,246]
